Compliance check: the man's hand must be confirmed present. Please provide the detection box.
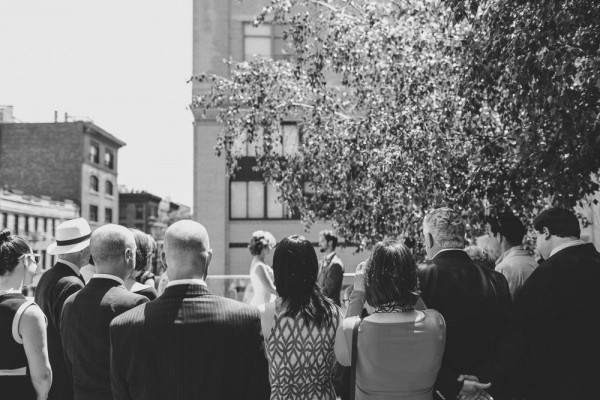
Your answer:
[457,375,493,400]
[353,261,367,292]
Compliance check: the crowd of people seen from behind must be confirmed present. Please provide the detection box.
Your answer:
[1,206,599,400]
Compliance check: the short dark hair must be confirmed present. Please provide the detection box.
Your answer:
[364,240,420,308]
[489,213,526,247]
[533,208,580,239]
[130,229,151,272]
[319,230,338,249]
[0,229,30,276]
[273,235,335,328]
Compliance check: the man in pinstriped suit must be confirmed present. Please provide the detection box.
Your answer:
[109,220,270,400]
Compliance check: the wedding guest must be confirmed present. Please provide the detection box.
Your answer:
[259,235,342,400]
[335,240,446,400]
[317,230,344,306]
[110,220,270,400]
[488,213,537,300]
[0,230,51,400]
[419,208,510,400]
[61,225,148,400]
[124,229,158,300]
[35,218,90,400]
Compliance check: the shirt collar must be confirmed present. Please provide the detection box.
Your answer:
[496,245,524,265]
[91,274,125,286]
[323,251,336,261]
[167,278,207,288]
[58,259,80,275]
[432,248,466,260]
[549,239,586,257]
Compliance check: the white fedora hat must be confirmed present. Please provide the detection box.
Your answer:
[47,218,92,255]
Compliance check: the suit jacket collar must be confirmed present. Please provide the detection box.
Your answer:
[431,248,470,261]
[54,261,85,284]
[161,283,211,299]
[546,242,596,261]
[87,276,124,288]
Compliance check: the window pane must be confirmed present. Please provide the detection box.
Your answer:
[230,182,248,219]
[248,182,265,218]
[106,180,113,195]
[267,184,284,219]
[105,151,114,169]
[243,23,271,36]
[282,124,299,156]
[244,37,272,60]
[105,208,113,223]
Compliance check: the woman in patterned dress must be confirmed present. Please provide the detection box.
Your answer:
[258,235,342,400]
[0,229,52,399]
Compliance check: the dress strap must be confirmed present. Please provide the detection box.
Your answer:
[12,300,36,344]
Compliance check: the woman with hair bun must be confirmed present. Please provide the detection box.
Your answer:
[0,229,52,399]
[334,240,446,400]
[259,235,342,399]
[247,230,277,307]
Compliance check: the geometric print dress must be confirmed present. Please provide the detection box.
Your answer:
[266,306,342,400]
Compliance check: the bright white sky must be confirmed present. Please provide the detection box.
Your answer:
[0,0,194,208]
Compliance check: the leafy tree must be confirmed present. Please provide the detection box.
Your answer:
[193,0,600,248]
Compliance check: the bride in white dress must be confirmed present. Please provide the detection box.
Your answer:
[247,230,277,307]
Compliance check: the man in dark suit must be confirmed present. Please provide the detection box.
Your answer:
[418,208,511,400]
[109,220,270,400]
[477,208,600,400]
[61,224,149,400]
[35,217,91,400]
[317,230,344,306]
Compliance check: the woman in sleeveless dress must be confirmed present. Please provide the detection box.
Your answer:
[0,229,52,399]
[259,235,342,400]
[247,230,277,307]
[334,240,446,400]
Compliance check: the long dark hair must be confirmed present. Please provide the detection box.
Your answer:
[0,229,30,276]
[273,235,336,328]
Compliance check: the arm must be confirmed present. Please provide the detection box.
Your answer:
[334,315,353,366]
[110,323,133,400]
[346,261,367,318]
[20,305,52,400]
[255,264,277,294]
[246,313,271,400]
[322,262,343,300]
[258,302,276,339]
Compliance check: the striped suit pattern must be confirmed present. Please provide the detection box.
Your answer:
[109,283,270,400]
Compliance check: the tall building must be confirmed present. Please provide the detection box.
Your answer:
[192,0,365,277]
[0,121,126,229]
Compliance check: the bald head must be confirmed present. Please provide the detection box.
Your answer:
[163,220,212,281]
[91,224,136,278]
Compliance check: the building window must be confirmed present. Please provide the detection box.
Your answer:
[105,149,114,169]
[90,143,100,164]
[105,208,113,223]
[135,204,144,220]
[233,123,299,157]
[230,180,293,220]
[105,180,113,196]
[243,22,289,61]
[149,204,158,218]
[90,175,99,192]
[90,205,98,222]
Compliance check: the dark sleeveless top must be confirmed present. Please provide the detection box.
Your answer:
[0,293,37,400]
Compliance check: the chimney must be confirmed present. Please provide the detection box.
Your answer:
[54,110,58,123]
[64,112,68,122]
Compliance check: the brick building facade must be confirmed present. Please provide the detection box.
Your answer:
[0,121,125,229]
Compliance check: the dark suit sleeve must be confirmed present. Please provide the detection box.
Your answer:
[110,321,133,400]
[245,313,270,400]
[55,279,84,332]
[59,297,74,385]
[322,262,343,301]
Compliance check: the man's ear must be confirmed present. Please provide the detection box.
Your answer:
[160,251,167,270]
[543,227,551,240]
[427,232,435,249]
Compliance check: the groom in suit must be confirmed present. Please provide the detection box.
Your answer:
[109,220,270,400]
[317,230,344,306]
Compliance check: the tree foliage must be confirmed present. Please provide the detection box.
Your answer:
[193,0,600,248]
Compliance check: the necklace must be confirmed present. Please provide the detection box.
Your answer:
[374,303,414,313]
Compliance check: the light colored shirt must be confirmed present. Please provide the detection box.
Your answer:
[91,274,125,286]
[58,259,81,275]
[549,239,586,258]
[167,278,207,288]
[495,246,537,300]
